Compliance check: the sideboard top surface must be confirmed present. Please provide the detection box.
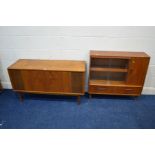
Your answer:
[8,59,86,72]
[90,51,150,58]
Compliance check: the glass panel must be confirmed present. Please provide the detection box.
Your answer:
[91,58,129,69]
[90,71,127,81]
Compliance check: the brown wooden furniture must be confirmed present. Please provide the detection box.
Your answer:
[89,51,150,97]
[8,59,86,104]
[0,81,2,91]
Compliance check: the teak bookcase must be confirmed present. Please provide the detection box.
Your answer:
[8,59,86,104]
[89,51,150,97]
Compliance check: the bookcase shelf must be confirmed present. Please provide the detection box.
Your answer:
[89,79,125,86]
[90,67,128,73]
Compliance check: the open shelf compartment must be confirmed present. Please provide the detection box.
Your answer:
[91,58,129,69]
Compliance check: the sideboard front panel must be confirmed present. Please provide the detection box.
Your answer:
[20,70,72,93]
[9,69,85,95]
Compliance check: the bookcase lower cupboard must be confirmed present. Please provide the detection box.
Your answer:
[89,51,150,97]
[8,59,86,104]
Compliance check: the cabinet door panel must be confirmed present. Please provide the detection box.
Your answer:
[71,72,84,93]
[127,58,150,85]
[21,70,48,91]
[45,71,72,93]
[21,70,72,92]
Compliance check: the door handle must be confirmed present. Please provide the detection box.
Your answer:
[96,87,107,91]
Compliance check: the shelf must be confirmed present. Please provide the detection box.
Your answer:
[89,79,126,86]
[90,67,128,73]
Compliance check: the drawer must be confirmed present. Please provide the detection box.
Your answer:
[116,86,142,95]
[89,85,114,94]
[89,85,142,95]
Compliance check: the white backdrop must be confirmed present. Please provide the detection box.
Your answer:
[0,26,155,94]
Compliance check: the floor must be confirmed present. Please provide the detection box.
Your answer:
[0,89,155,129]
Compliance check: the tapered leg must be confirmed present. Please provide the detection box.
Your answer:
[133,96,139,100]
[19,93,24,102]
[77,96,80,105]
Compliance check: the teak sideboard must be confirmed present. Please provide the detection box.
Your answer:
[8,59,86,104]
[89,51,150,97]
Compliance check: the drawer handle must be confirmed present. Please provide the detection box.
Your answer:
[132,60,135,64]
[96,87,107,90]
[125,88,133,91]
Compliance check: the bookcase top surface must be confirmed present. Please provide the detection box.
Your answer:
[90,51,150,58]
[8,59,86,72]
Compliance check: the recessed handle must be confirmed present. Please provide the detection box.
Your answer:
[96,87,107,91]
[132,60,135,64]
[125,88,133,91]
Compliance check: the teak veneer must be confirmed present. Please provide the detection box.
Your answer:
[8,59,86,104]
[0,81,2,91]
[89,51,150,97]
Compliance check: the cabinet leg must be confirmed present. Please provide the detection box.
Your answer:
[133,96,139,100]
[19,93,24,102]
[89,94,92,99]
[77,96,80,105]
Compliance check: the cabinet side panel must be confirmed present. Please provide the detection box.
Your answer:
[8,69,24,90]
[0,81,2,90]
[127,58,150,85]
[71,72,84,93]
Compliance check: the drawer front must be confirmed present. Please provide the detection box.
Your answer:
[89,85,114,94]
[89,85,142,95]
[116,87,142,95]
